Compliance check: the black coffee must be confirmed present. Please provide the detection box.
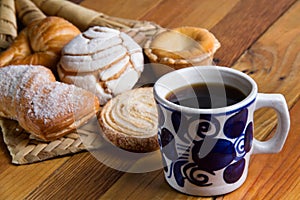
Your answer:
[166,83,246,109]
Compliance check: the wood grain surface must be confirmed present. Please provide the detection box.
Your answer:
[0,0,299,199]
[233,0,300,140]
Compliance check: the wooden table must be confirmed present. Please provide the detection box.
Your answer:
[1,0,300,199]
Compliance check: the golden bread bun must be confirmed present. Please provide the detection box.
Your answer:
[0,17,81,73]
[144,26,220,69]
[99,87,159,152]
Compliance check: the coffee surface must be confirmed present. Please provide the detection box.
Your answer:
[166,83,246,109]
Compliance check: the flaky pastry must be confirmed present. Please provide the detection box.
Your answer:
[99,87,159,152]
[144,26,220,69]
[0,65,100,141]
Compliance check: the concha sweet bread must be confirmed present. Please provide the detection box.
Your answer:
[58,26,144,105]
[144,26,220,69]
[99,87,159,152]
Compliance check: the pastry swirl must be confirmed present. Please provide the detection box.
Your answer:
[99,87,159,152]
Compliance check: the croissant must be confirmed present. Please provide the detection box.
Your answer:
[0,65,100,141]
[0,16,81,74]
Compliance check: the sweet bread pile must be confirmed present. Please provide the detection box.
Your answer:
[0,0,221,158]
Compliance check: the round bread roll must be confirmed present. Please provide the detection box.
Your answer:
[144,26,220,69]
[58,26,144,105]
[99,87,159,152]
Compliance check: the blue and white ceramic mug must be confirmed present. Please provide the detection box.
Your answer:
[153,66,290,196]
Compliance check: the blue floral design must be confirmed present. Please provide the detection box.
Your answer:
[224,108,248,139]
[158,104,253,188]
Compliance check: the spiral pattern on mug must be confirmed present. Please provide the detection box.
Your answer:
[183,163,213,187]
[188,114,220,140]
[234,135,246,159]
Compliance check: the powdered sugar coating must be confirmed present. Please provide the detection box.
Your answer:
[27,82,93,125]
[0,65,99,140]
[0,65,54,118]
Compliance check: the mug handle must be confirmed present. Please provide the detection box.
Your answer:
[252,93,290,154]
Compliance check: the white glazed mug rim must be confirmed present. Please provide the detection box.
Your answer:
[153,66,258,115]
